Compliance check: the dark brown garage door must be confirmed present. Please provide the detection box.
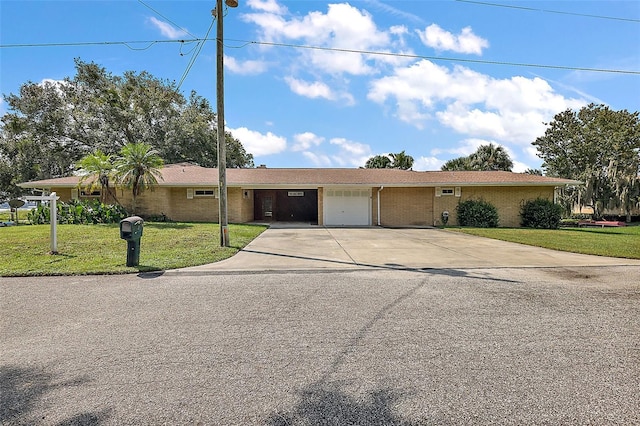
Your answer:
[254,190,318,223]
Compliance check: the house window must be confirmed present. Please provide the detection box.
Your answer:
[194,189,217,197]
[80,190,101,198]
[436,187,461,197]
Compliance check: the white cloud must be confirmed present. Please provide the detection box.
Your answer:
[247,0,287,15]
[292,132,324,152]
[361,0,426,25]
[368,60,586,145]
[413,156,444,171]
[225,55,268,75]
[229,127,287,156]
[303,151,332,167]
[148,17,187,39]
[512,161,530,173]
[417,24,488,55]
[242,3,395,76]
[285,77,355,104]
[285,77,335,100]
[431,138,488,157]
[329,137,372,167]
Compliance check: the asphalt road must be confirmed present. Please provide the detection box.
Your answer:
[2,265,639,425]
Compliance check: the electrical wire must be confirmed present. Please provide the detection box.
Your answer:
[455,0,640,23]
[137,0,197,38]
[2,38,638,76]
[176,18,216,91]
[227,39,640,75]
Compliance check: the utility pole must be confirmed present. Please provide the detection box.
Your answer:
[215,0,237,247]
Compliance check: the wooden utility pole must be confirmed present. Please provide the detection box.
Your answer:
[215,0,231,247]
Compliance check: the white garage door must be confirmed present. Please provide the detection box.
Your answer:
[324,188,371,226]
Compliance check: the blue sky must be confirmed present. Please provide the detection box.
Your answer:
[1,0,639,171]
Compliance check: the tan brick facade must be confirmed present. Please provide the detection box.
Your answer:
[433,186,555,227]
[378,187,435,227]
[40,182,557,227]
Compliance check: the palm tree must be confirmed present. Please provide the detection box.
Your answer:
[76,150,115,203]
[441,156,473,171]
[389,150,414,170]
[114,143,164,214]
[469,143,513,171]
[365,155,392,169]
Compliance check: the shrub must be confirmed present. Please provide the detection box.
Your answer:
[520,198,563,229]
[456,199,499,227]
[27,200,128,225]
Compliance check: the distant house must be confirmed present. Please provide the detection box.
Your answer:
[18,163,580,227]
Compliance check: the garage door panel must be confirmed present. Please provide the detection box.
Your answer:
[324,188,371,226]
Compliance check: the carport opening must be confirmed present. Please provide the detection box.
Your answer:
[254,189,318,224]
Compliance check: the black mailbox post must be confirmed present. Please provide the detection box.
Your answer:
[120,216,144,267]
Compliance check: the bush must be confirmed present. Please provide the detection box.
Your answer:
[520,198,563,229]
[27,199,128,225]
[456,199,499,227]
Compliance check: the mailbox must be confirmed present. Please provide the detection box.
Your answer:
[120,216,144,240]
[119,216,144,267]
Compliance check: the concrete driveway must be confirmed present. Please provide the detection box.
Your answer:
[176,226,640,274]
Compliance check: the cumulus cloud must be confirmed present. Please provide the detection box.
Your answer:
[303,151,332,167]
[285,77,355,104]
[225,55,268,75]
[368,60,585,144]
[329,137,372,167]
[292,132,324,152]
[247,0,287,15]
[285,77,335,100]
[148,17,187,39]
[413,156,444,171]
[229,127,287,156]
[417,24,488,55]
[242,2,396,76]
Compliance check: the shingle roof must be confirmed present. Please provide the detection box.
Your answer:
[19,162,580,189]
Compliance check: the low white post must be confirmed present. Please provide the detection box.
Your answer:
[24,192,60,254]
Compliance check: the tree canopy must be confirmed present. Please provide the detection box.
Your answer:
[533,104,640,220]
[364,150,414,170]
[0,59,254,200]
[441,143,513,172]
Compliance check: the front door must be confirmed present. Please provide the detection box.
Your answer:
[254,190,275,221]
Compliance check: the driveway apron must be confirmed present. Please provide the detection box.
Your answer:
[175,227,640,273]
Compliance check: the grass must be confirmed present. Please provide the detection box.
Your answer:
[447,225,640,259]
[0,222,266,276]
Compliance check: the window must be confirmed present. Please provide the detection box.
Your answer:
[195,189,217,197]
[80,190,101,198]
[441,188,454,195]
[187,188,218,199]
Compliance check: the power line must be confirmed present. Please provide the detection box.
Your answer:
[2,38,639,76]
[176,18,216,91]
[228,39,640,75]
[0,40,184,49]
[455,0,640,23]
[137,0,197,38]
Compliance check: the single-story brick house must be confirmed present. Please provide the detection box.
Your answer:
[19,163,579,227]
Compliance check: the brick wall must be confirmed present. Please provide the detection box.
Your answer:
[434,186,555,227]
[379,187,435,227]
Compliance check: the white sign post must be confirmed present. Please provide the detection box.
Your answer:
[24,192,60,254]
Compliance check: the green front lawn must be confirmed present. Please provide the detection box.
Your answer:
[0,222,266,276]
[447,225,640,259]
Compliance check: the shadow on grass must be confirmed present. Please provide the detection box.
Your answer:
[560,227,632,236]
[0,365,111,425]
